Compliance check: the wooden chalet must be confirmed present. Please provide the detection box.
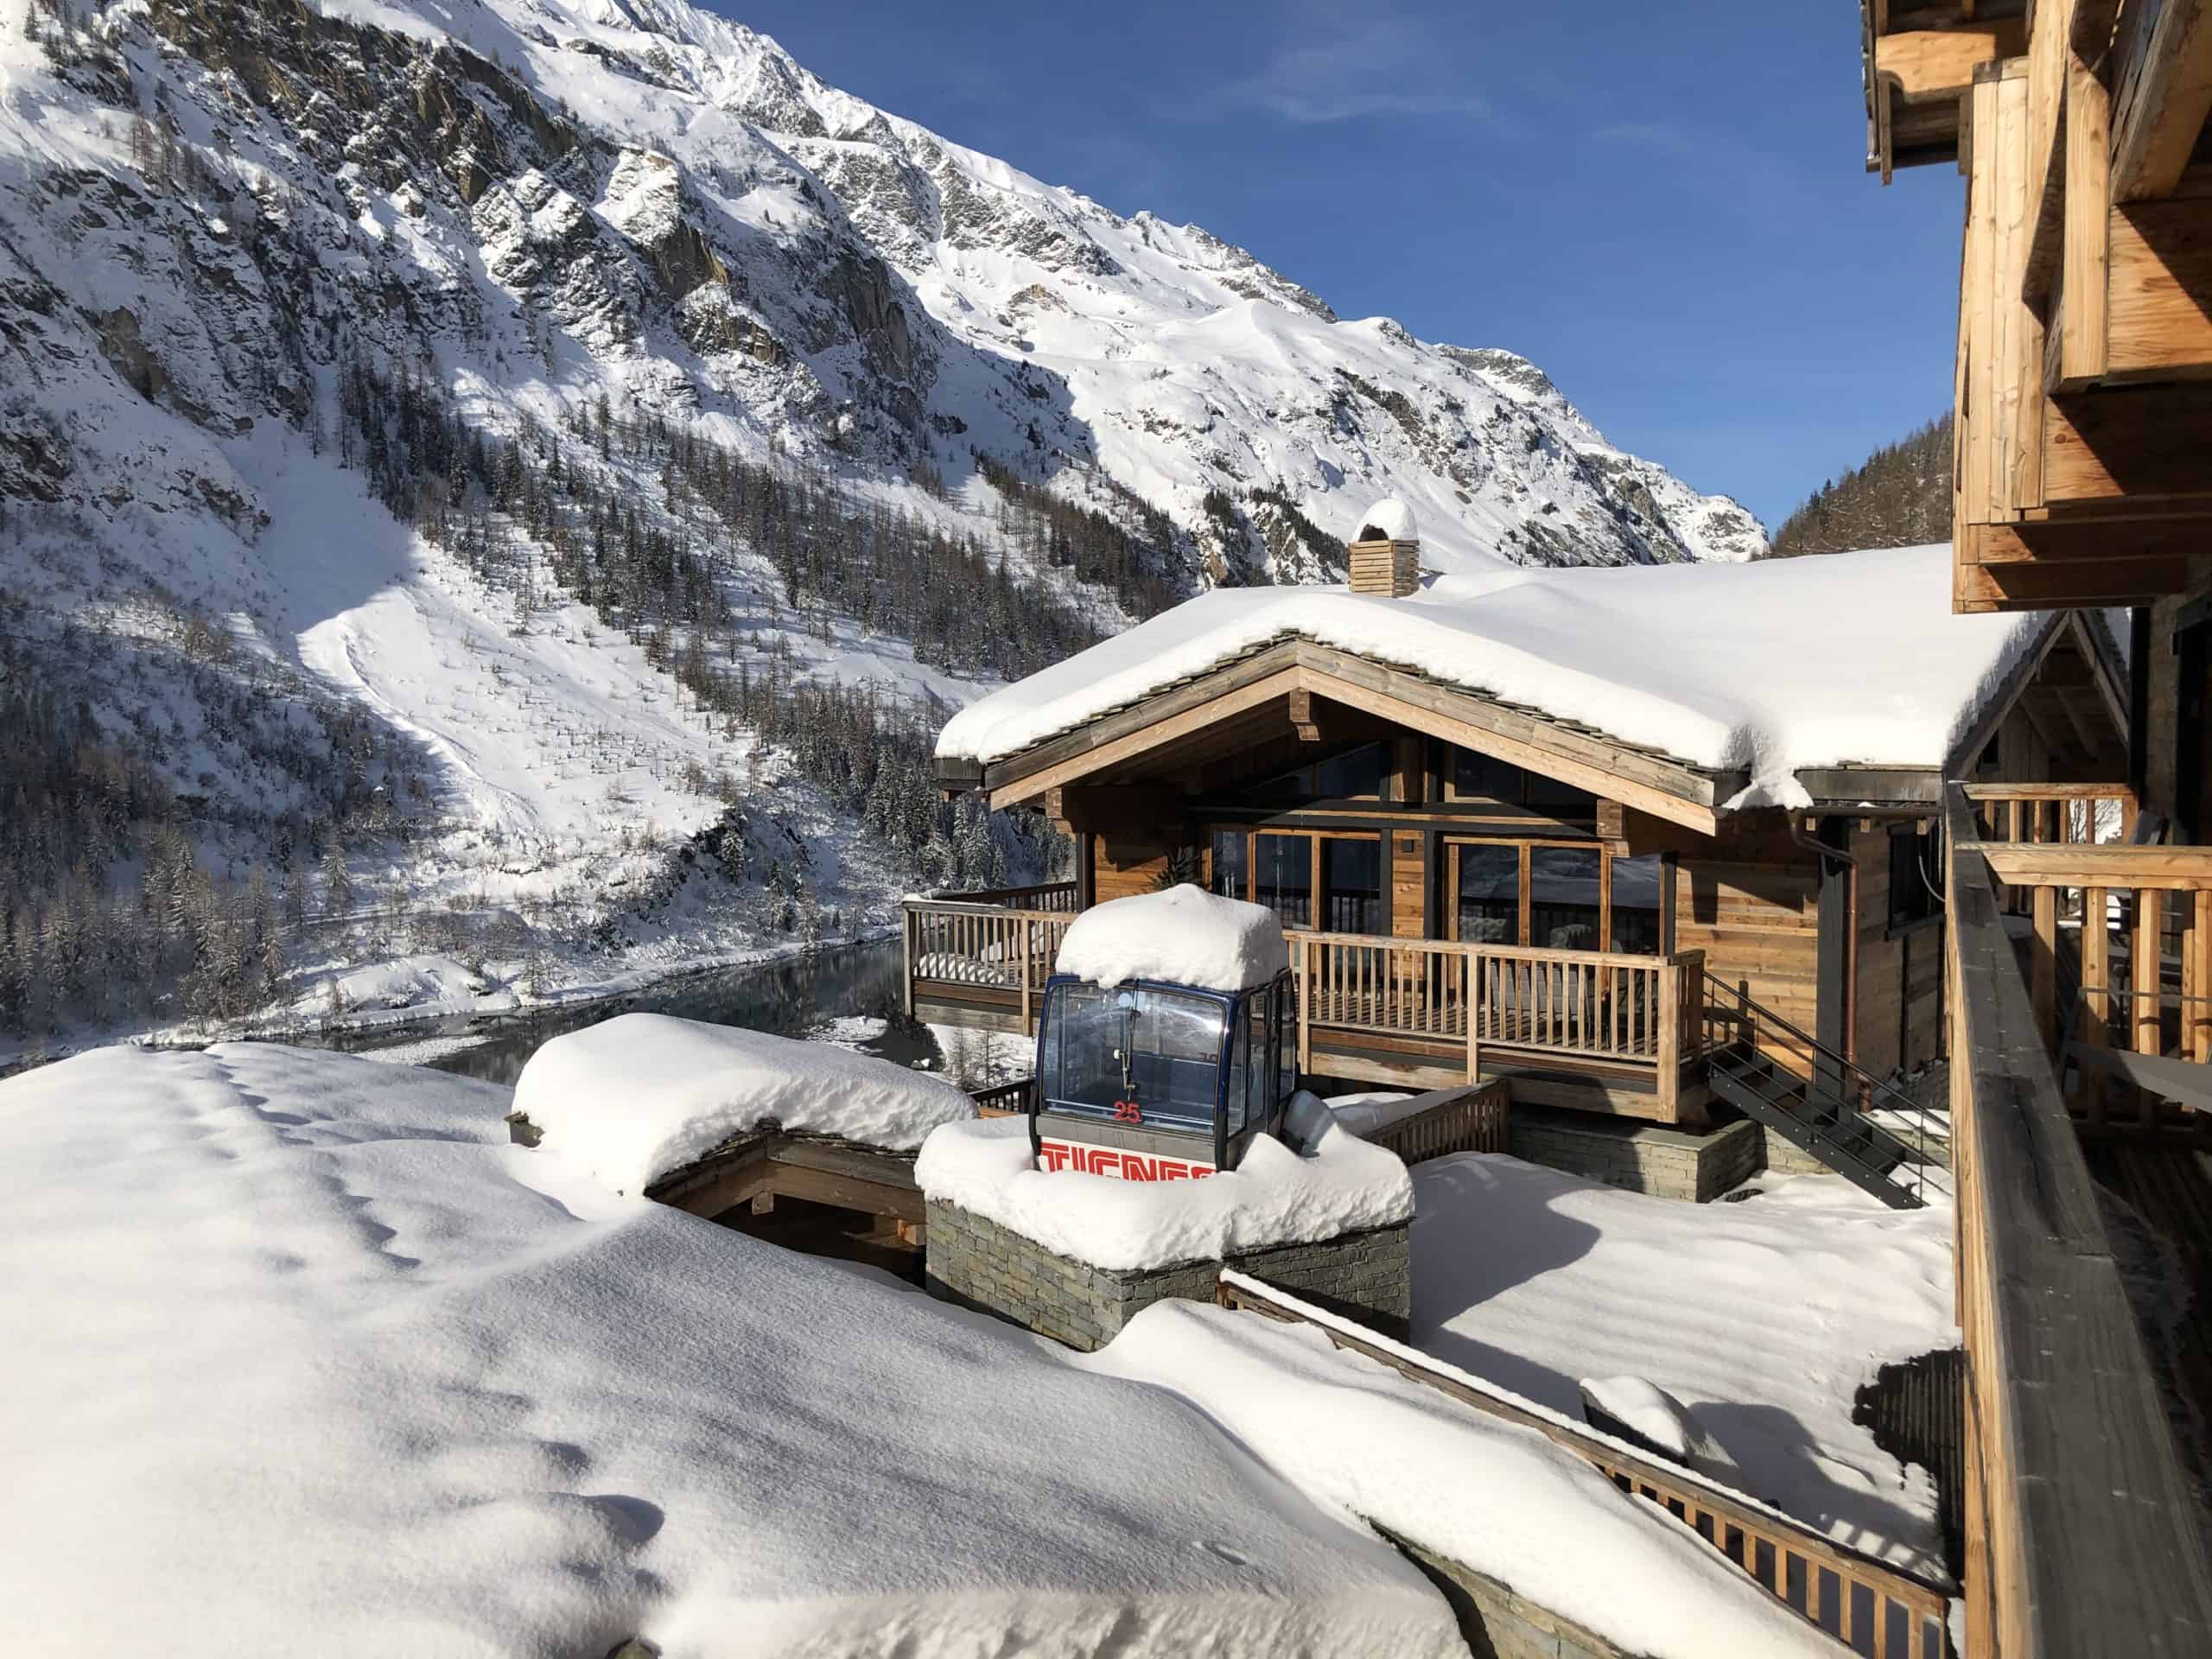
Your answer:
[916,533,2126,1198]
[1862,3,2212,1655]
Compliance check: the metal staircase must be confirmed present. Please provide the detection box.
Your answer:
[1703,981,1940,1210]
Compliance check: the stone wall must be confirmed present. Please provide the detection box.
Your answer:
[925,1199,1411,1351]
[1387,1530,1633,1659]
[1507,1108,1759,1203]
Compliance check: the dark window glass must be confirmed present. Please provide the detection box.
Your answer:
[1610,854,1665,956]
[1523,769,1594,811]
[1254,833,1313,929]
[1890,828,1936,928]
[1529,847,1604,950]
[1210,829,1247,900]
[1456,844,1521,944]
[1274,980,1296,1104]
[1452,748,1522,802]
[1321,837,1383,933]
[1315,744,1385,799]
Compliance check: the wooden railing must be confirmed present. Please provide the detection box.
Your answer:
[1219,1271,1953,1656]
[1961,782,2212,1138]
[901,898,1074,1028]
[923,880,1080,912]
[1355,1080,1510,1166]
[969,1077,1032,1117]
[1943,782,2212,1657]
[1290,931,1706,1111]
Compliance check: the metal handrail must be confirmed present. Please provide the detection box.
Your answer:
[1704,976,1936,1204]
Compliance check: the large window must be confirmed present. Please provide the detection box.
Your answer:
[1209,828,1247,900]
[1446,747,1595,817]
[1609,854,1666,955]
[1529,847,1603,950]
[1455,844,1521,944]
[1322,837,1383,932]
[1254,833,1313,928]
[1249,742,1389,804]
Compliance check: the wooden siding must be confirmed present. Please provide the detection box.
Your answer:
[1675,821,1823,1075]
[1093,834,1177,902]
[1855,822,1947,1077]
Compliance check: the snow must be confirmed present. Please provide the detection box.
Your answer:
[1356,497,1419,543]
[0,1043,1463,1656]
[1086,1294,1844,1659]
[915,1097,1411,1271]
[511,1013,976,1192]
[1578,1376,1748,1490]
[1326,1088,1452,1138]
[1053,884,1289,992]
[938,543,2050,809]
[1411,1154,1958,1575]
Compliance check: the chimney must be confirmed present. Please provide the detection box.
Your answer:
[1347,496,1420,599]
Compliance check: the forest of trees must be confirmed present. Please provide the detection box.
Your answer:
[1767,415,1953,558]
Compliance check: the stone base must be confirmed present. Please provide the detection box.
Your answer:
[1507,1108,1759,1203]
[1389,1530,1632,1659]
[925,1199,1411,1352]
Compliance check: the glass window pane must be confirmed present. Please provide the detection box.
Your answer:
[1255,833,1312,930]
[1274,984,1296,1103]
[1524,769,1594,811]
[1210,829,1247,900]
[1315,744,1385,799]
[1455,844,1521,944]
[1226,1008,1249,1135]
[1452,748,1522,802]
[1609,854,1665,956]
[1529,848,1604,950]
[1321,836,1382,933]
[1039,983,1224,1133]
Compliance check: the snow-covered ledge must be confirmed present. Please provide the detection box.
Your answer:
[914,1103,1414,1349]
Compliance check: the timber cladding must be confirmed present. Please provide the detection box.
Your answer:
[1854,822,1945,1077]
[1093,833,1180,902]
[1674,831,1821,1072]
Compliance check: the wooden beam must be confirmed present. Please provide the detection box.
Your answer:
[2023,0,2072,304]
[2043,381,2212,504]
[2111,0,2212,201]
[2055,47,2114,386]
[1287,686,1321,742]
[1955,535,2192,610]
[2106,169,2212,380]
[1040,784,1185,836]
[1983,842,2212,887]
[1967,515,2212,563]
[1877,21,2030,99]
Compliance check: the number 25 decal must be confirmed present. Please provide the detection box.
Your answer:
[1113,1099,1144,1123]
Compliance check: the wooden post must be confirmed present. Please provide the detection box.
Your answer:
[2083,887,2109,1131]
[901,906,916,1019]
[1656,955,1681,1122]
[2134,888,2164,1128]
[2196,891,2212,1063]
[1465,949,1481,1087]
[2032,886,2058,1053]
[1019,918,1033,1033]
[1297,934,1312,1077]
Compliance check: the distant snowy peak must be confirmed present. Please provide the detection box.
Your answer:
[356,0,1762,577]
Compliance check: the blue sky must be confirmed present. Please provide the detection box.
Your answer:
[716,1,1963,534]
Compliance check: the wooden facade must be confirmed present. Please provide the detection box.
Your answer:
[1862,0,2212,613]
[1859,7,2212,1650]
[919,615,2121,1130]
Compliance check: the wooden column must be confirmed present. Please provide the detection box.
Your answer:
[2083,887,2110,1131]
[2032,886,2058,1052]
[2134,888,2165,1077]
[2196,891,2212,1063]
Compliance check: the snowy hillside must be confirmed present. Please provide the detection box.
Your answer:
[0,0,1761,1048]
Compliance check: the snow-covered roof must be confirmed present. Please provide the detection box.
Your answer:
[938,544,2052,810]
[512,1013,976,1192]
[1054,885,1289,992]
[1356,497,1419,543]
[914,1096,1412,1272]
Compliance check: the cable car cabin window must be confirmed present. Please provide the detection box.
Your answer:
[1321,837,1383,932]
[1456,844,1521,944]
[1039,982,1224,1134]
[1254,833,1313,929]
[1890,825,1937,931]
[1209,828,1248,901]
[1273,990,1295,1103]
[1610,853,1665,955]
[1225,1014,1249,1135]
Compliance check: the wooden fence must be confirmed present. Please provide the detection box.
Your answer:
[1218,1272,1954,1656]
[1356,1080,1510,1166]
[902,899,1075,1029]
[1943,782,2212,1657]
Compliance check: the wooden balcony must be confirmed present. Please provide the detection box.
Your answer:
[1942,781,2212,1656]
[903,887,1712,1122]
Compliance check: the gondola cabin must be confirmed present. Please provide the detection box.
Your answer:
[1031,887,1298,1179]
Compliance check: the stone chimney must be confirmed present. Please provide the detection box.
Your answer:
[1347,496,1420,599]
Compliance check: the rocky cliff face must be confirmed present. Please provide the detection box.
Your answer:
[0,0,1762,594]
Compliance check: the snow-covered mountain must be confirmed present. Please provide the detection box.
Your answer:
[0,0,1763,1047]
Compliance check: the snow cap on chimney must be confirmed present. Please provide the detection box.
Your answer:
[1348,497,1420,599]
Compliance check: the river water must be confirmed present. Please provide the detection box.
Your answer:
[342,938,935,1084]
